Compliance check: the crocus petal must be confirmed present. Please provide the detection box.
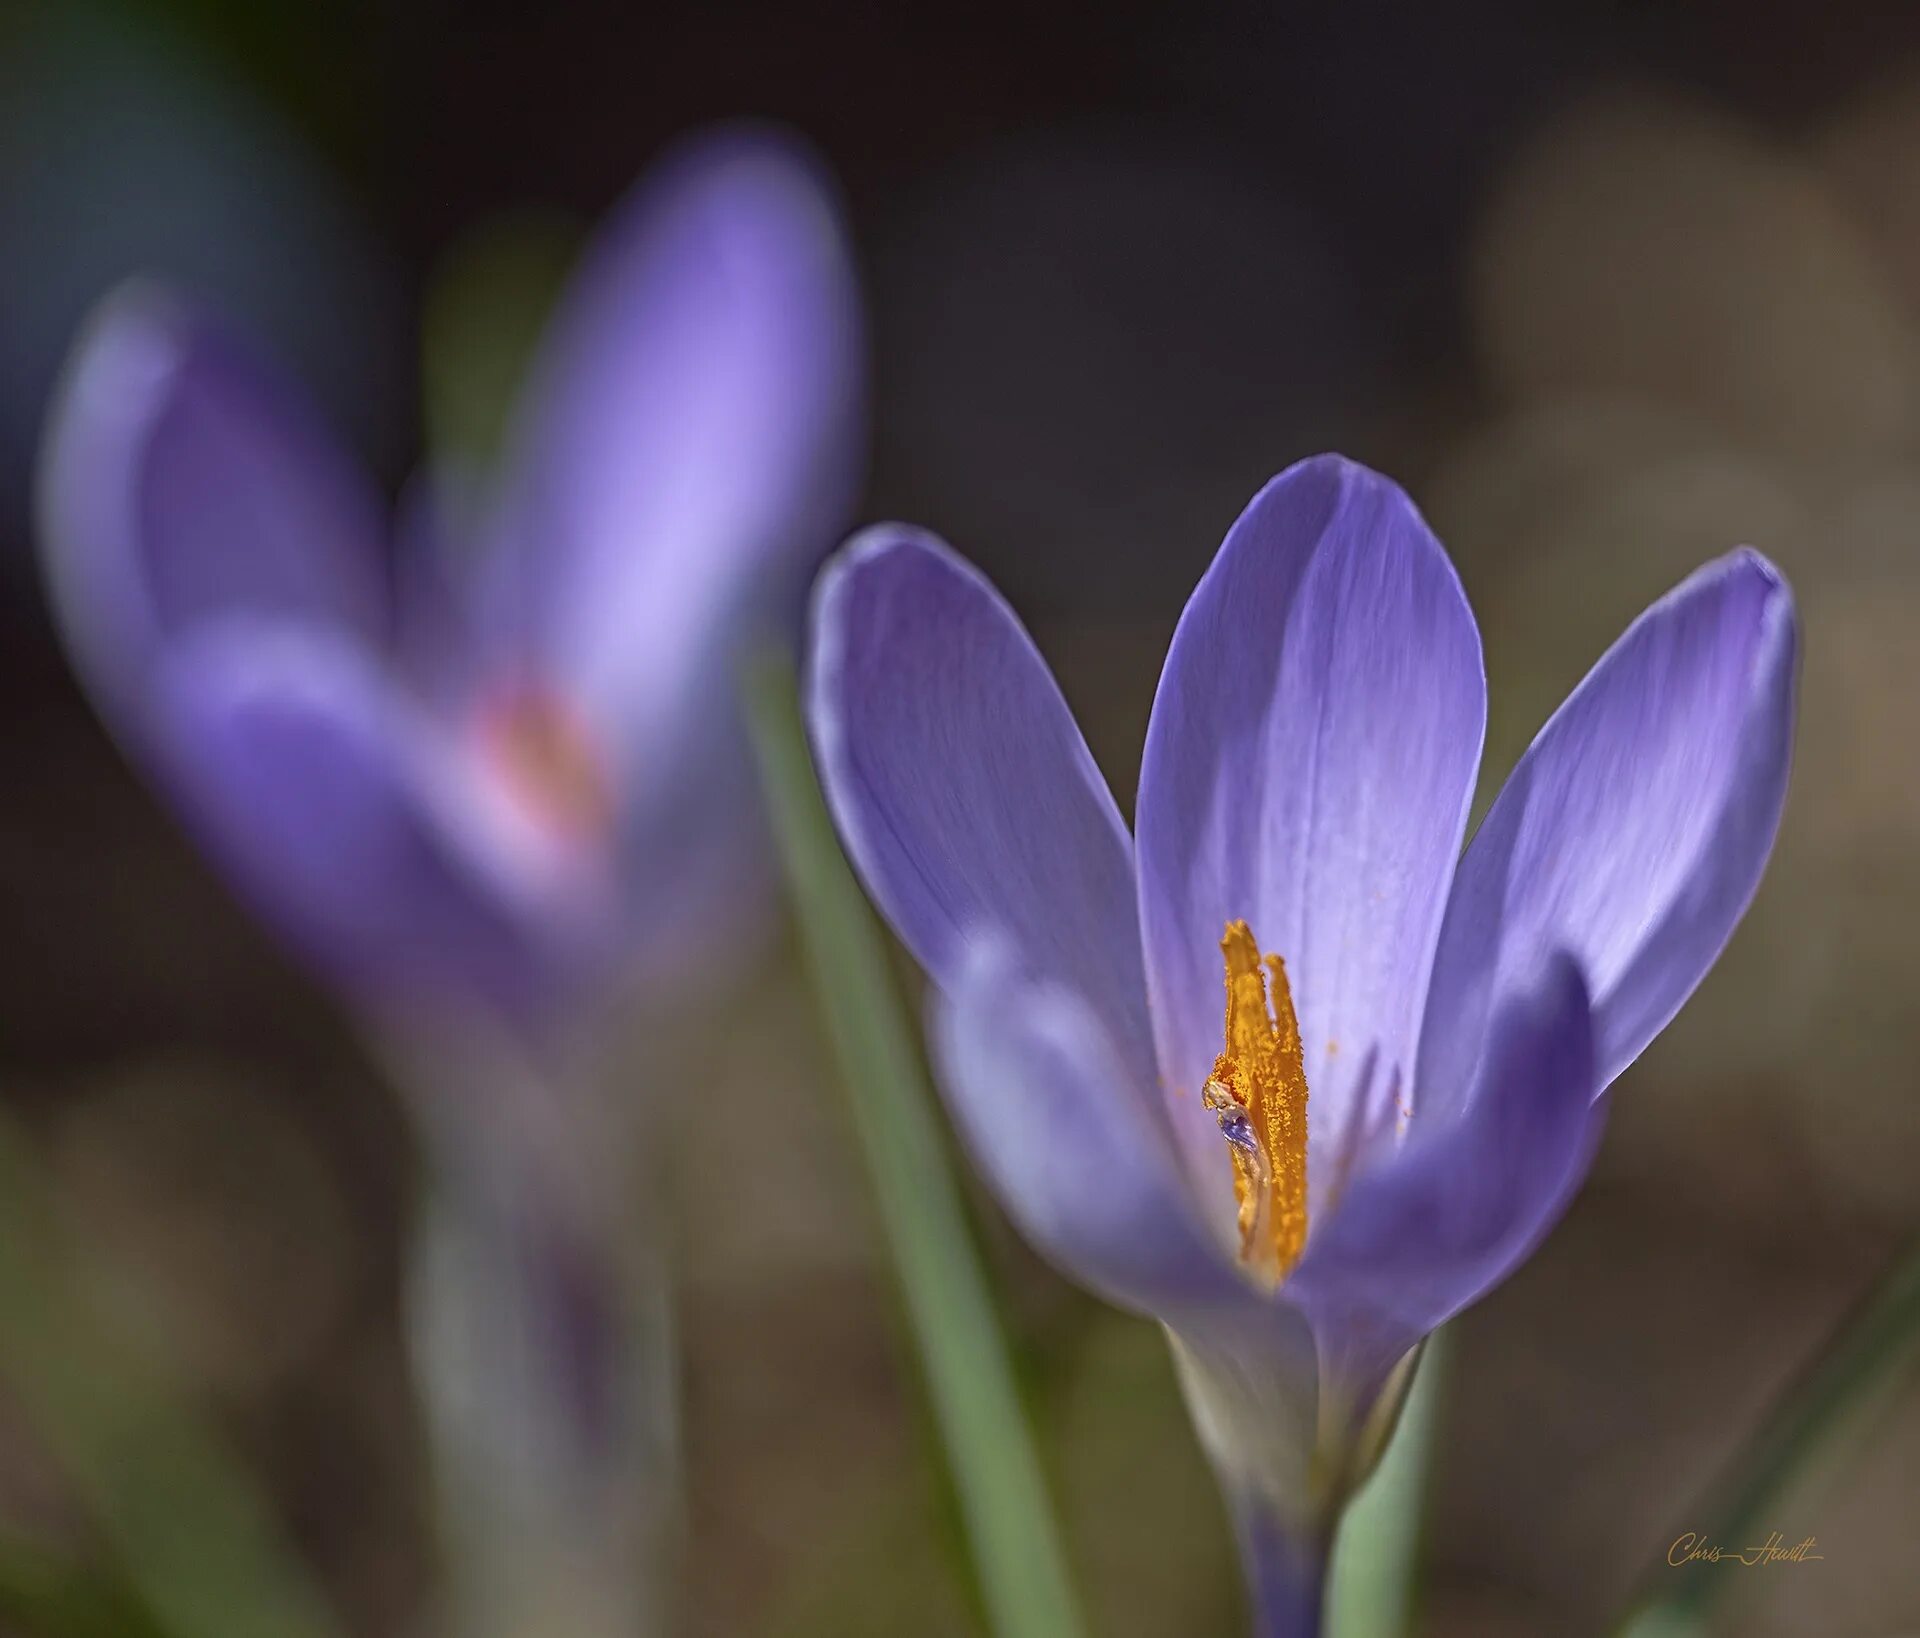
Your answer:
[492,125,863,789]
[608,716,778,996]
[808,525,1158,1079]
[391,465,483,708]
[1418,549,1796,1110]
[37,283,387,730]
[152,620,545,1003]
[932,938,1239,1316]
[1135,456,1487,1202]
[1287,952,1602,1398]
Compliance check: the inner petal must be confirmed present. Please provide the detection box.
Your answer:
[1132,458,1488,1222]
[1200,919,1309,1283]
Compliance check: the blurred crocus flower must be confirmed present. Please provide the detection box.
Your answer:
[808,455,1795,1633]
[39,125,861,1638]
[38,127,863,1023]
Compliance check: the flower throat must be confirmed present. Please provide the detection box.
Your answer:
[1201,920,1309,1283]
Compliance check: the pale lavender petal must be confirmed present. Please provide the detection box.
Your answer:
[491,125,863,790]
[1135,455,1486,1203]
[808,524,1157,1079]
[1288,953,1601,1398]
[1163,1307,1322,1555]
[37,283,387,730]
[152,620,548,1004]
[611,716,778,994]
[931,938,1239,1317]
[1418,550,1796,1111]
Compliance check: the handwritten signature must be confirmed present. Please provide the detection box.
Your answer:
[1668,1531,1824,1568]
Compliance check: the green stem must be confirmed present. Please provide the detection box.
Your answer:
[1326,1329,1447,1638]
[744,655,1087,1638]
[1618,1235,1920,1634]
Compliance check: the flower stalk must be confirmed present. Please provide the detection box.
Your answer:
[383,1027,677,1638]
[744,653,1087,1638]
[1326,1329,1447,1638]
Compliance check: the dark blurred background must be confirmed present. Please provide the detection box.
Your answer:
[3,0,1919,1632]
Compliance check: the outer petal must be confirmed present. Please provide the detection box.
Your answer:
[491,125,863,787]
[1418,549,1796,1109]
[37,283,387,729]
[152,620,550,1004]
[808,525,1156,1078]
[931,939,1240,1316]
[1135,456,1487,1202]
[1287,953,1602,1398]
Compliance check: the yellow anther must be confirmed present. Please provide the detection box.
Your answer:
[1202,920,1309,1282]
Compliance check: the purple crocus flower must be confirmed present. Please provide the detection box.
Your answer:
[38,125,862,1637]
[37,125,863,1024]
[807,455,1795,1633]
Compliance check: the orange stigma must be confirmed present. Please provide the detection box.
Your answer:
[1200,919,1309,1282]
[477,684,613,840]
